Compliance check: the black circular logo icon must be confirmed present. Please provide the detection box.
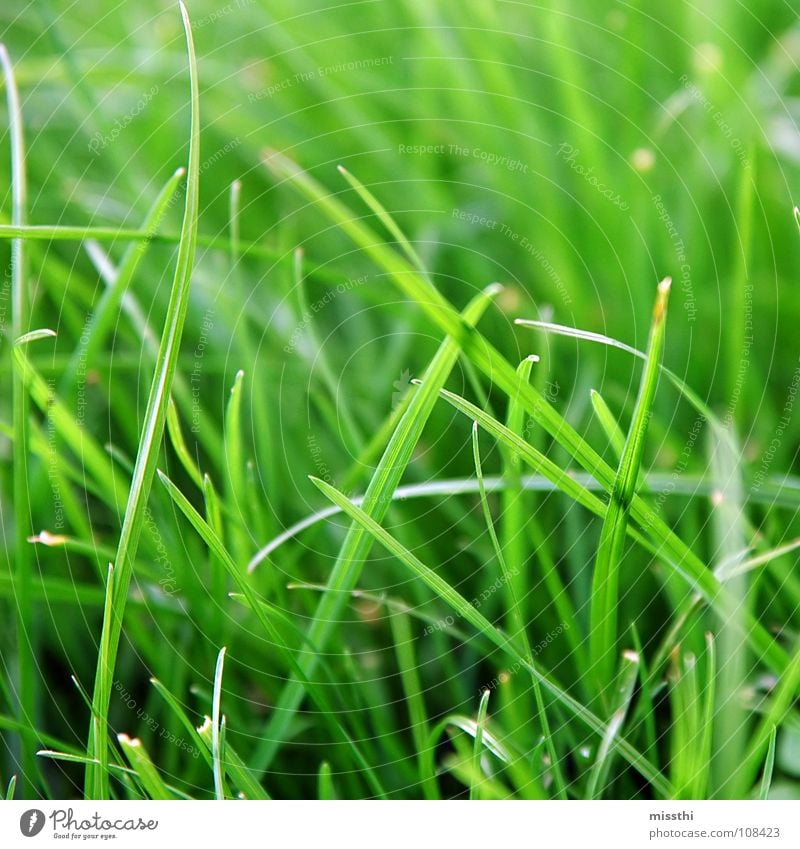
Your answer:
[19,809,45,837]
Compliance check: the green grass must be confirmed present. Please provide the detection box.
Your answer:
[2,0,800,802]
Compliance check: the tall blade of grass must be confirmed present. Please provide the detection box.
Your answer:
[590,389,626,461]
[252,284,499,771]
[472,421,566,798]
[4,775,17,800]
[726,157,755,420]
[84,2,200,800]
[195,717,268,800]
[737,641,800,794]
[431,382,788,682]
[224,370,248,566]
[336,164,427,274]
[318,762,336,800]
[0,42,37,794]
[211,647,227,801]
[759,727,777,800]
[589,278,671,697]
[586,649,640,799]
[61,168,186,395]
[262,153,793,678]
[310,475,673,796]
[709,425,749,799]
[470,689,491,801]
[389,611,435,799]
[157,470,387,798]
[166,398,203,489]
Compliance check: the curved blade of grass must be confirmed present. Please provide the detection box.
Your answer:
[211,647,226,800]
[759,726,777,800]
[4,775,16,800]
[166,398,203,489]
[1,41,37,794]
[318,762,336,800]
[589,278,671,696]
[470,689,491,801]
[85,2,200,800]
[310,475,673,796]
[472,421,566,798]
[157,470,387,798]
[252,283,499,771]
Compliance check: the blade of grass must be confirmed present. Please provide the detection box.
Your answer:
[1,41,37,795]
[586,649,640,799]
[117,735,174,800]
[472,421,566,798]
[85,2,200,800]
[589,278,671,698]
[759,727,777,800]
[389,611,436,799]
[470,689,491,800]
[251,283,500,772]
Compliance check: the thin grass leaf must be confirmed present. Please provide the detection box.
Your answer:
[472,421,566,798]
[309,475,673,796]
[337,164,427,273]
[759,726,777,800]
[389,611,436,799]
[586,650,640,799]
[211,647,227,800]
[318,762,336,800]
[5,775,17,800]
[1,41,37,794]
[590,389,626,461]
[85,2,201,799]
[117,735,173,800]
[589,278,671,696]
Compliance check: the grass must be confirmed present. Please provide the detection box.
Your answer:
[1,0,800,802]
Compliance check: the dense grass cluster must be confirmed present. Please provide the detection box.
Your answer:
[2,0,800,801]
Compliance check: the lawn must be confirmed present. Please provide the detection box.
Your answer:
[2,0,800,801]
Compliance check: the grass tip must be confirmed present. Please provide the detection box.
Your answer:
[525,354,540,363]
[14,328,57,347]
[622,649,640,663]
[27,530,67,547]
[658,276,672,293]
[484,282,504,297]
[410,378,423,386]
[337,164,349,175]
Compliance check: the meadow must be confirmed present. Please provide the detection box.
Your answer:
[1,0,800,801]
